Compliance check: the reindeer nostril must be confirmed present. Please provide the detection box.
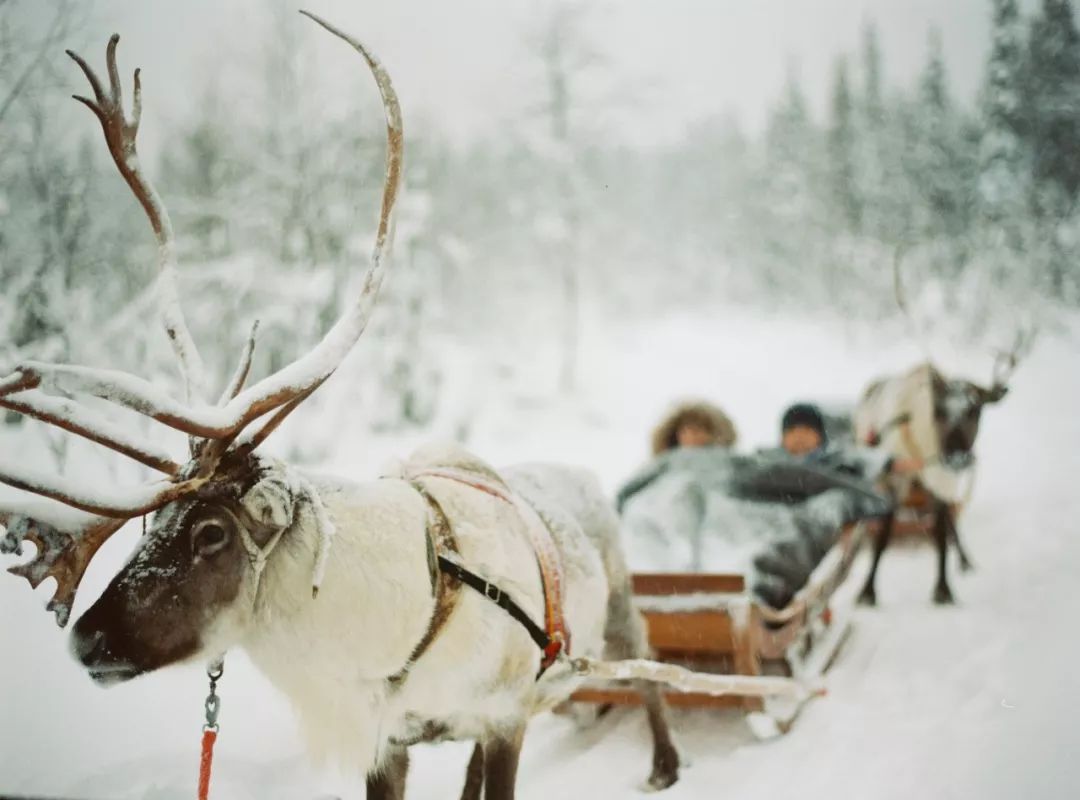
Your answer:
[74,629,108,666]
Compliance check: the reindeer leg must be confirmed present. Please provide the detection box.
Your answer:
[931,503,955,605]
[946,507,974,572]
[366,745,409,800]
[605,573,680,790]
[480,724,526,800]
[640,683,681,790]
[459,742,485,800]
[857,511,894,607]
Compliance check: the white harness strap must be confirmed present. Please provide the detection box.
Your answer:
[237,472,337,603]
[237,524,286,589]
[306,480,337,598]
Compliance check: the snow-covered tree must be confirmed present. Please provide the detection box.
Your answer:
[978,0,1030,226]
[759,65,828,297]
[527,3,598,393]
[827,57,861,233]
[1026,0,1080,206]
[909,28,976,246]
[159,86,247,260]
[854,21,908,252]
[1024,0,1080,295]
[862,22,885,128]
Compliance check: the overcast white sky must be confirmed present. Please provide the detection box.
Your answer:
[16,0,1036,145]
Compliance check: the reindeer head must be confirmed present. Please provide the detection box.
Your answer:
[931,377,1000,468]
[0,12,402,685]
[929,330,1033,469]
[70,455,309,685]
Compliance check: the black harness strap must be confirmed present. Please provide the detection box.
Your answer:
[435,554,553,656]
[391,478,557,687]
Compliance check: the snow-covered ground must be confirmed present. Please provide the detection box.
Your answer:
[2,308,1078,799]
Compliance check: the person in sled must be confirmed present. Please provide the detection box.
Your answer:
[768,402,922,482]
[651,400,738,454]
[616,401,895,609]
[616,400,737,513]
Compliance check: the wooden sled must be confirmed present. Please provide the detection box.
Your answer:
[570,523,867,736]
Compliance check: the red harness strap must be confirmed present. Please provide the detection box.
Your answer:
[407,466,570,672]
[511,494,569,671]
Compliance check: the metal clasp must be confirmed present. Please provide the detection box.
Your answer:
[203,659,224,732]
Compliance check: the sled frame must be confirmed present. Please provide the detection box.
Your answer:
[570,523,867,733]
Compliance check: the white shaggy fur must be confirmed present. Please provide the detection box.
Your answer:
[854,363,972,503]
[216,442,615,775]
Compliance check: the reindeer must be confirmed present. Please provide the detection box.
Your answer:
[0,16,679,799]
[852,331,1032,605]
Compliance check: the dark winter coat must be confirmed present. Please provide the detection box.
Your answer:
[748,442,894,499]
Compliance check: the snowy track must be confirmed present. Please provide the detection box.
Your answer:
[2,313,1077,799]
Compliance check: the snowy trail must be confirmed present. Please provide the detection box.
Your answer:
[1,311,1077,799]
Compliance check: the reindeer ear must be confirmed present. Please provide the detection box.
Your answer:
[982,384,1008,404]
[241,474,295,532]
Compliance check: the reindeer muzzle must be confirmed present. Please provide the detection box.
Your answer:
[71,627,144,685]
[941,450,975,470]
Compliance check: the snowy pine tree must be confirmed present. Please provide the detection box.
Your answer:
[978,0,1030,226]
[159,86,246,260]
[827,57,862,233]
[1026,0,1080,207]
[862,22,885,128]
[909,29,976,247]
[1024,0,1080,296]
[854,21,910,259]
[761,65,827,296]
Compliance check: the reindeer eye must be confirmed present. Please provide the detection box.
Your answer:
[193,520,230,556]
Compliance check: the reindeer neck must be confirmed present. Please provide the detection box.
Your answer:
[895,364,943,463]
[242,475,437,685]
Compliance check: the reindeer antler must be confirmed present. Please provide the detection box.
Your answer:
[892,243,911,317]
[1,513,127,627]
[0,390,180,475]
[991,327,1037,389]
[67,35,209,404]
[1,16,403,625]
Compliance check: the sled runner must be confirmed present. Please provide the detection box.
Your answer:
[570,522,867,735]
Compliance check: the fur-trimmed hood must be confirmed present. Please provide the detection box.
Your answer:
[650,400,738,455]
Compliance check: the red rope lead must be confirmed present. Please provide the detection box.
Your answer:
[198,727,218,800]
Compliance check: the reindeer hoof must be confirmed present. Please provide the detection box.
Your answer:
[645,746,680,792]
[856,587,877,607]
[932,585,955,605]
[959,557,975,573]
[645,769,679,792]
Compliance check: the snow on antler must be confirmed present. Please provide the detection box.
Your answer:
[0,17,404,625]
[0,370,37,395]
[3,362,229,435]
[0,14,403,445]
[0,459,204,518]
[218,321,261,406]
[0,390,181,475]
